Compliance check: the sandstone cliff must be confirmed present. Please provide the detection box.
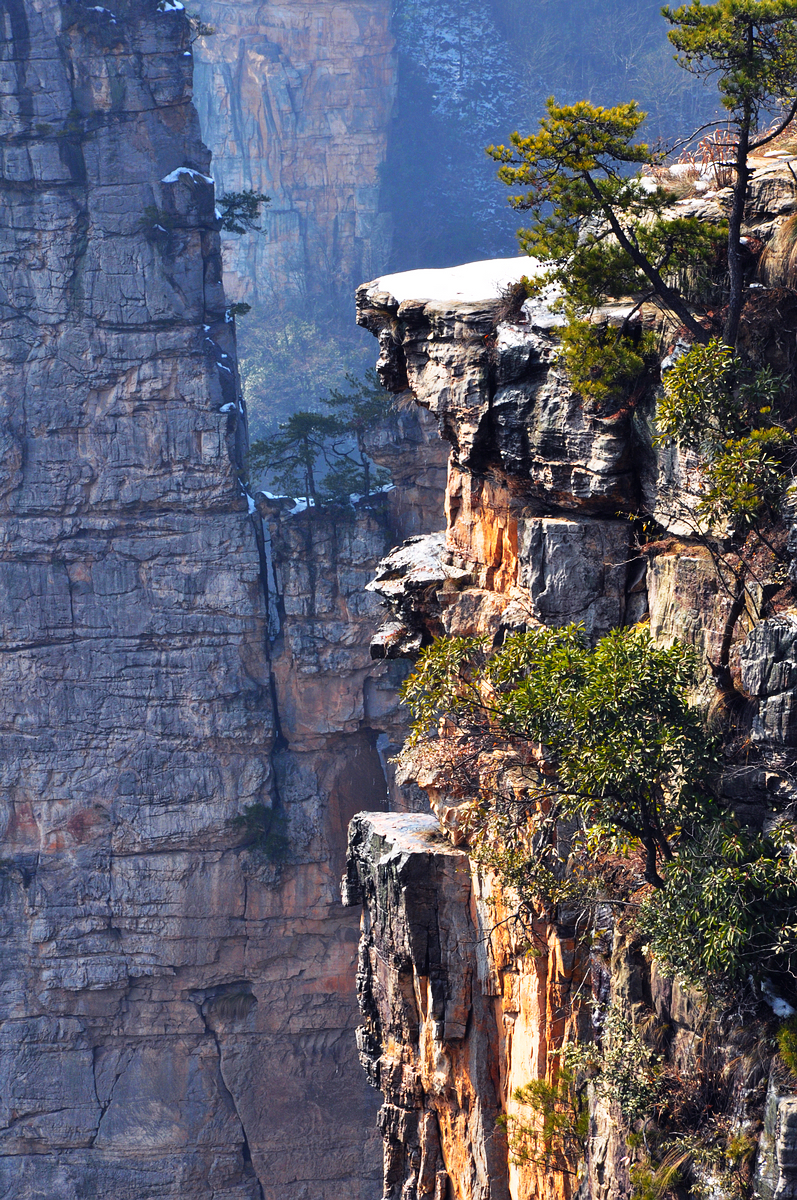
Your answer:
[191,0,395,306]
[0,4,448,1197]
[345,181,797,1199]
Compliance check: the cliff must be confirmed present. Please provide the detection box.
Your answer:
[345,176,797,1200]
[0,4,448,1197]
[191,0,395,306]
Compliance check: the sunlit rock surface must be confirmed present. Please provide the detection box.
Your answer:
[351,239,797,1198]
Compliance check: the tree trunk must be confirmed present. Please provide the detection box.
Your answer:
[584,173,710,344]
[723,102,752,347]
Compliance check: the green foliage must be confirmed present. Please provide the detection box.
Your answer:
[248,371,393,505]
[657,338,792,533]
[487,97,725,341]
[559,317,655,407]
[504,1067,588,1176]
[239,308,374,441]
[663,0,797,127]
[596,1010,662,1122]
[401,625,718,888]
[226,302,251,320]
[217,190,270,235]
[777,1016,797,1074]
[250,410,340,505]
[565,1009,661,1123]
[638,821,797,986]
[490,0,797,350]
[319,371,394,500]
[664,0,797,342]
[231,804,290,863]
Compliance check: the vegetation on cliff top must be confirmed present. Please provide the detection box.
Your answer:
[489,0,797,417]
[401,0,797,1004]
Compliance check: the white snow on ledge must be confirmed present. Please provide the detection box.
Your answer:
[161,166,214,186]
[369,256,541,305]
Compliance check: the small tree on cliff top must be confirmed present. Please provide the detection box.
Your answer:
[487,98,723,344]
[664,0,797,346]
[489,0,797,349]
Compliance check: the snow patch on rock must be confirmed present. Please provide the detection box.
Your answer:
[370,256,540,305]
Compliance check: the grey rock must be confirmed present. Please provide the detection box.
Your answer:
[741,616,797,744]
[0,4,432,1197]
[755,1079,797,1200]
[517,516,632,639]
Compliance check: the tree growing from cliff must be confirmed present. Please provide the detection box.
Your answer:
[319,371,393,501]
[250,410,340,505]
[248,372,392,505]
[489,0,797,352]
[487,98,723,347]
[655,338,794,696]
[401,625,718,889]
[217,190,270,234]
[663,0,797,346]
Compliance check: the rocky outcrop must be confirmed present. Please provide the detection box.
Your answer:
[191,0,395,305]
[347,227,797,1197]
[343,812,512,1200]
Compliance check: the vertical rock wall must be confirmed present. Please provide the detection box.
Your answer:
[0,3,424,1196]
[191,0,396,305]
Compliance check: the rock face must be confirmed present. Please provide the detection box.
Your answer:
[0,4,275,1195]
[0,5,450,1197]
[191,0,396,304]
[347,246,797,1198]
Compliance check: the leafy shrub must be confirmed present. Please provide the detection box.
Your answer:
[401,624,717,889]
[559,316,656,408]
[657,338,792,534]
[777,1016,797,1075]
[638,822,797,988]
[564,1010,661,1123]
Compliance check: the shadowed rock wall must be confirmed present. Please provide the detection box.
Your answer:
[192,0,395,306]
[0,3,398,1196]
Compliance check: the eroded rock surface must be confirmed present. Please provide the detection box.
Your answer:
[192,0,395,303]
[349,232,797,1199]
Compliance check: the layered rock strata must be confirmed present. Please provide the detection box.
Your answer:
[0,4,446,1197]
[346,236,797,1198]
[191,0,395,305]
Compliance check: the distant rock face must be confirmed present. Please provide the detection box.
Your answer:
[192,0,395,304]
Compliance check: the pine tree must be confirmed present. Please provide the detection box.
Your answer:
[664,0,797,346]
